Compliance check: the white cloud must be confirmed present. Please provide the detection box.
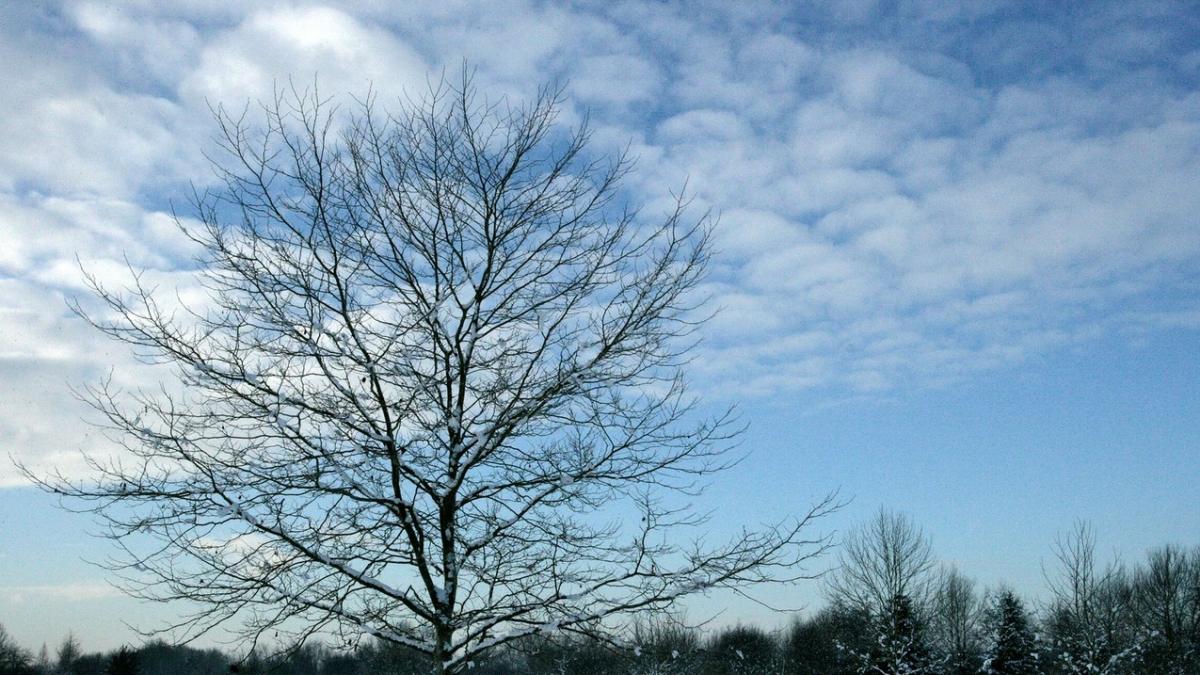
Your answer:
[180,6,428,105]
[0,583,123,603]
[607,12,1200,396]
[0,0,1196,474]
[0,192,208,484]
[0,87,189,198]
[69,1,203,87]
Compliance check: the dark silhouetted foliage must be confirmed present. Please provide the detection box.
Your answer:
[864,593,935,675]
[982,591,1038,675]
[105,647,139,675]
[703,624,778,675]
[784,604,870,675]
[0,625,35,675]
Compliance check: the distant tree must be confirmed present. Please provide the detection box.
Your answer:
[357,639,429,674]
[135,641,228,675]
[981,590,1039,675]
[859,593,937,675]
[274,643,322,675]
[462,646,524,675]
[929,567,982,675]
[702,624,779,675]
[28,74,836,675]
[226,650,266,675]
[1131,545,1200,674]
[36,645,51,675]
[63,654,105,675]
[104,647,139,675]
[520,633,622,675]
[783,604,869,675]
[0,625,35,675]
[1043,522,1143,674]
[316,650,363,675]
[54,635,81,675]
[827,509,936,621]
[624,620,702,675]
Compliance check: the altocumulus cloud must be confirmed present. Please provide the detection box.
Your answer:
[1,1,1198,475]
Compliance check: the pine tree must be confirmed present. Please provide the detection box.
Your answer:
[863,593,936,675]
[981,591,1039,675]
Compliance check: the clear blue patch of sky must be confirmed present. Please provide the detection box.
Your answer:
[709,323,1199,602]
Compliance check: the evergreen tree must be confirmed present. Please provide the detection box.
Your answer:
[863,593,936,675]
[981,591,1039,675]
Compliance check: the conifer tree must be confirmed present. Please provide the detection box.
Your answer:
[981,591,1039,675]
[862,593,936,675]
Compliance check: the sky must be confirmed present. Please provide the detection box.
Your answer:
[1,0,1199,654]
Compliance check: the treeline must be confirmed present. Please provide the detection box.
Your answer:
[3,513,1197,675]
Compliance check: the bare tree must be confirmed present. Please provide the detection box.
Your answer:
[54,633,81,675]
[1131,545,1200,674]
[929,567,982,675]
[0,624,34,675]
[826,509,936,619]
[25,77,836,674]
[625,619,702,675]
[1043,522,1143,674]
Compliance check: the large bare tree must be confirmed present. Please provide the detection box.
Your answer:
[26,79,835,674]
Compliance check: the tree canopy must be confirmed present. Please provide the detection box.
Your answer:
[26,77,835,674]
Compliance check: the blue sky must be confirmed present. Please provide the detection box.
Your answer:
[1,0,1198,653]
